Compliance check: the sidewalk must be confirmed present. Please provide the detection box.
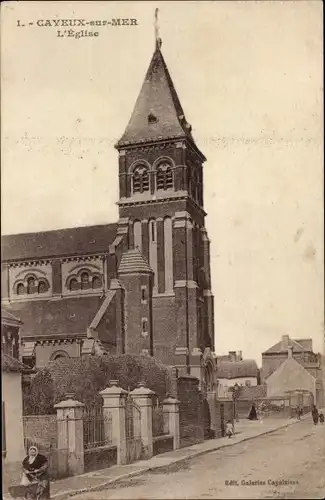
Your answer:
[6,414,311,500]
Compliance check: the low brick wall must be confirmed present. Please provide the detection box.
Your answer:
[84,445,117,473]
[23,414,57,448]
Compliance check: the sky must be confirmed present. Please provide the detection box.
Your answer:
[1,1,324,364]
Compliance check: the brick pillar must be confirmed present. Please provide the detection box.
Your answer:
[156,218,165,294]
[163,396,180,450]
[51,259,62,297]
[109,279,125,354]
[142,220,149,263]
[190,348,204,389]
[207,391,218,438]
[54,397,85,476]
[130,382,154,459]
[99,381,127,465]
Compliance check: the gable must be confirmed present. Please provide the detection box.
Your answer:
[266,357,316,397]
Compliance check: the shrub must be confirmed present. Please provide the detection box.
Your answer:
[24,354,173,415]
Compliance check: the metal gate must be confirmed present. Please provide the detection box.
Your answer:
[125,395,142,463]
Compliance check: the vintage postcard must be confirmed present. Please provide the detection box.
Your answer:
[1,1,324,499]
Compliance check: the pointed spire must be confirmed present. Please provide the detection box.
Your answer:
[115,17,206,161]
[154,8,162,50]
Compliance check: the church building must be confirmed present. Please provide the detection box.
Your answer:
[1,37,216,384]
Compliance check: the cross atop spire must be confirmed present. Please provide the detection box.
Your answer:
[154,8,162,49]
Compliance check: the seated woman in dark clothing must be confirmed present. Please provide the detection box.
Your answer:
[21,446,50,499]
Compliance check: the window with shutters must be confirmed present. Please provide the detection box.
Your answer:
[132,165,149,194]
[156,162,173,191]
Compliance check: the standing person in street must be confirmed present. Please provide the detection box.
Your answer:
[311,405,319,425]
[296,406,301,420]
[319,412,324,424]
[225,420,234,438]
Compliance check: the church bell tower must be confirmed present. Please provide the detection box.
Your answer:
[115,18,215,373]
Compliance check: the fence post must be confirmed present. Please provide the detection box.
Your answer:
[100,380,127,465]
[163,396,180,450]
[54,397,85,476]
[130,382,154,459]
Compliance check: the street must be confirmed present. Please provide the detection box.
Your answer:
[72,418,325,499]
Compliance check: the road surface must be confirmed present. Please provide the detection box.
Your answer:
[72,417,325,499]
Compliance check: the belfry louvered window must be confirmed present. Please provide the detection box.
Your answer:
[132,166,149,194]
[156,163,173,190]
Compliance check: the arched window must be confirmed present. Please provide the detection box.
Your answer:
[38,280,48,294]
[16,283,25,295]
[80,272,90,290]
[27,277,35,295]
[132,165,149,194]
[51,350,69,361]
[156,162,173,191]
[142,318,148,335]
[69,278,79,291]
[92,276,102,289]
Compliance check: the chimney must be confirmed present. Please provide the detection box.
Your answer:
[229,351,236,362]
[237,351,243,361]
[281,335,290,351]
[288,346,293,358]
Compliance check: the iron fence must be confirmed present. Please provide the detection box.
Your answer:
[83,407,113,450]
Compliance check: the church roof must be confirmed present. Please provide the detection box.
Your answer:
[116,45,202,155]
[217,360,258,380]
[3,296,106,338]
[118,248,153,275]
[1,223,117,262]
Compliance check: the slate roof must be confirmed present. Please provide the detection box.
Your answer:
[263,338,308,355]
[1,308,23,326]
[217,360,258,379]
[3,296,105,338]
[2,353,30,372]
[116,46,204,158]
[118,249,153,275]
[1,223,117,262]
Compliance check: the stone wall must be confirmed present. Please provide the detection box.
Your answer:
[23,414,58,448]
[177,375,204,448]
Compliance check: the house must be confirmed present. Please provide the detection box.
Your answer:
[2,309,29,483]
[216,351,259,398]
[261,335,323,406]
[1,35,216,386]
[265,346,321,405]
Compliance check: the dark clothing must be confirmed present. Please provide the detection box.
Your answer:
[311,407,319,425]
[22,454,50,499]
[319,413,324,424]
[248,405,258,420]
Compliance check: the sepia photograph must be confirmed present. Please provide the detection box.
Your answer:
[1,1,324,499]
